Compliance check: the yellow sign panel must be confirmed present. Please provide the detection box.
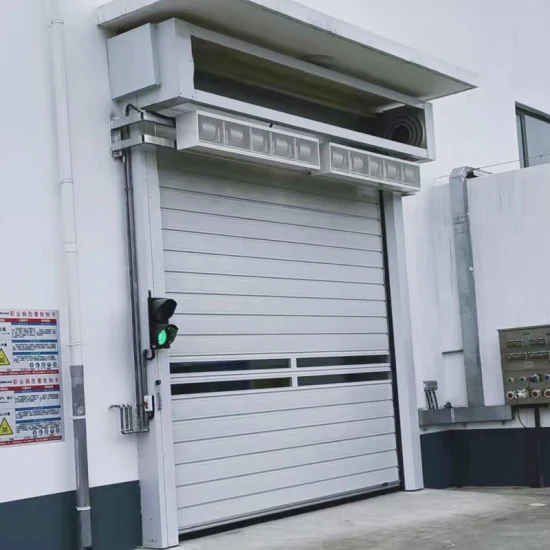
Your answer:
[0,349,9,366]
[0,418,13,436]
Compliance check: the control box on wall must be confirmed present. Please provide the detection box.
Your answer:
[499,325,550,405]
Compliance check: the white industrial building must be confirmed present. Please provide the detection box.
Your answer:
[2,1,550,549]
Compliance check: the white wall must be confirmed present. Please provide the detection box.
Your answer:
[0,0,138,503]
[420,163,550,430]
[402,182,468,410]
[3,0,549,506]
[469,165,550,408]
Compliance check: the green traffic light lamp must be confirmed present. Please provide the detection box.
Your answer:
[148,297,179,350]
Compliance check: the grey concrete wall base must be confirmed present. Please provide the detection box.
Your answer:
[0,481,141,549]
[419,406,512,427]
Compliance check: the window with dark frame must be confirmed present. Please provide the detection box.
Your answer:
[169,355,393,396]
[516,106,550,167]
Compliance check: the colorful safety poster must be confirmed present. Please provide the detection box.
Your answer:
[0,309,63,446]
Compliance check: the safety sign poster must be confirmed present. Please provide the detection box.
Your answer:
[0,309,63,447]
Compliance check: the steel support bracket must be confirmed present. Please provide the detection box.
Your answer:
[110,404,149,435]
[111,109,176,157]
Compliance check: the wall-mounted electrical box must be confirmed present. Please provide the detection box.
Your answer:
[499,325,550,405]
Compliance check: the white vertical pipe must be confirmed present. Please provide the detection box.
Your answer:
[49,0,92,547]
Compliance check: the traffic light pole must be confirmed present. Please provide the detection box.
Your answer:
[111,111,180,546]
[112,106,179,433]
[122,145,149,432]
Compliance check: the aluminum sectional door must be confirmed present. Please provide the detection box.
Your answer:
[158,151,399,533]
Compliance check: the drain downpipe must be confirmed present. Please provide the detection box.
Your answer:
[50,2,92,548]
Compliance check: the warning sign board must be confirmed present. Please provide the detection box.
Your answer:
[0,349,10,366]
[0,310,63,447]
[0,417,13,435]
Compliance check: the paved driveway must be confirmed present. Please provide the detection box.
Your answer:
[181,488,550,549]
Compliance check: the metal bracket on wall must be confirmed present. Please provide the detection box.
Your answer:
[418,405,512,427]
[111,109,176,157]
[424,380,439,410]
[109,404,149,435]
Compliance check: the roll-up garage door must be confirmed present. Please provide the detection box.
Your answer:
[158,151,400,533]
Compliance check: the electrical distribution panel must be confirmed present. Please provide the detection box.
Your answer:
[499,325,550,405]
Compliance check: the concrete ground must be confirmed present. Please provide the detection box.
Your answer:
[181,488,550,549]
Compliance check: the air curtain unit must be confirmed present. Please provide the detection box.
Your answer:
[176,110,321,172]
[317,143,421,194]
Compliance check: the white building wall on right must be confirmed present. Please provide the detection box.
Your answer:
[468,164,550,408]
[408,165,550,428]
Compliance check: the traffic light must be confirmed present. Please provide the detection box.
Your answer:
[148,297,179,349]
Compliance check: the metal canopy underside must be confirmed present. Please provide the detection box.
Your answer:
[97,0,478,101]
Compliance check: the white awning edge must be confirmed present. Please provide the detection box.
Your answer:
[97,0,479,101]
